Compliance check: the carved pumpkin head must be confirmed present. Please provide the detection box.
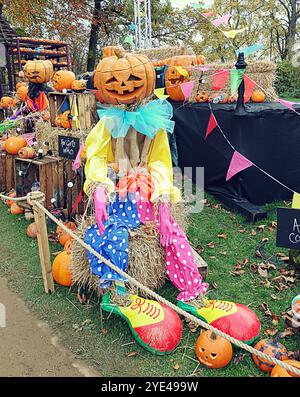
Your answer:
[195,330,233,369]
[52,70,76,92]
[252,338,288,372]
[23,60,54,83]
[0,96,17,108]
[102,45,121,58]
[271,360,300,377]
[251,90,266,103]
[72,79,86,93]
[195,91,209,103]
[165,66,190,102]
[94,48,155,105]
[17,86,29,102]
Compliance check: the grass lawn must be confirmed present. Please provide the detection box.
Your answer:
[0,195,299,377]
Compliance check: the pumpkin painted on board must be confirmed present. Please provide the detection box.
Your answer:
[52,250,73,287]
[270,359,300,377]
[5,136,27,155]
[94,48,155,105]
[52,70,76,92]
[252,338,288,372]
[195,330,233,369]
[23,60,54,83]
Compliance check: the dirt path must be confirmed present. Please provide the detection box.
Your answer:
[0,278,98,377]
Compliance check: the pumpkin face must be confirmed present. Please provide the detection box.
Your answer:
[94,49,155,105]
[5,136,27,155]
[195,91,209,103]
[165,66,189,101]
[16,86,29,102]
[271,360,300,377]
[27,222,38,238]
[10,203,24,215]
[23,60,54,83]
[251,90,266,103]
[71,79,86,93]
[252,339,288,372]
[52,70,76,92]
[52,250,73,287]
[102,46,120,58]
[195,330,233,369]
[18,146,36,159]
[0,96,16,108]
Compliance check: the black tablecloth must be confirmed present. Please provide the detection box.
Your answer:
[172,102,300,205]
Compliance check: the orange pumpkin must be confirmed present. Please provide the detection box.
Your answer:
[52,250,73,287]
[0,96,17,108]
[18,146,36,159]
[23,60,54,83]
[252,338,288,372]
[57,221,76,246]
[228,94,238,103]
[10,203,24,215]
[71,79,86,93]
[195,91,209,103]
[16,86,29,102]
[5,191,16,206]
[55,114,63,127]
[5,136,27,155]
[52,70,76,92]
[271,360,300,377]
[60,111,72,129]
[195,330,233,369]
[64,240,73,251]
[27,222,38,238]
[196,55,206,65]
[16,81,27,90]
[56,221,76,235]
[94,48,155,105]
[251,90,266,103]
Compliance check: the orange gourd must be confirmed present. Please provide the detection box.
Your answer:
[27,222,38,238]
[94,48,155,105]
[10,203,24,215]
[195,91,209,103]
[5,191,16,206]
[252,338,288,372]
[5,136,27,155]
[71,79,86,93]
[52,70,76,92]
[60,111,72,129]
[195,330,233,369]
[270,360,300,377]
[52,250,73,287]
[23,60,54,83]
[56,221,76,247]
[102,46,120,58]
[251,90,266,103]
[16,82,27,90]
[18,146,36,159]
[16,86,29,102]
[0,96,16,108]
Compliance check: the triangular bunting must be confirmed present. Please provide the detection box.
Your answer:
[244,75,256,102]
[226,151,253,181]
[205,113,218,139]
[180,81,195,101]
[201,11,215,18]
[222,27,247,39]
[278,98,296,110]
[211,70,230,91]
[212,14,231,27]
[292,192,300,209]
[236,44,264,57]
[230,68,245,96]
[174,66,189,78]
[154,88,169,100]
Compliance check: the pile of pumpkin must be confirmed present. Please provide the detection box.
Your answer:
[0,134,36,159]
[195,330,300,377]
[195,90,266,104]
[4,190,24,216]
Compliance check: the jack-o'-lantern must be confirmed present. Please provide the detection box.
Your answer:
[102,46,120,58]
[23,60,54,83]
[195,91,209,103]
[251,90,266,103]
[0,96,16,108]
[94,47,155,105]
[52,70,76,92]
[71,79,86,93]
[271,360,300,377]
[52,250,73,287]
[5,136,27,155]
[18,146,36,159]
[195,330,233,369]
[165,66,190,102]
[16,86,29,102]
[60,111,72,129]
[252,338,288,372]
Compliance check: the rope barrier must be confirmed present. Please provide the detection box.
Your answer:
[0,190,299,375]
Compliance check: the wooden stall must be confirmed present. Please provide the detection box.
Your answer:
[0,153,16,193]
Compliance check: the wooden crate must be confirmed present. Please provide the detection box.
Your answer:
[14,156,65,209]
[0,153,16,193]
[48,92,98,132]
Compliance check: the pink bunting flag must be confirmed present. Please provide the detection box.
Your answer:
[226,151,253,181]
[278,98,296,110]
[211,70,230,91]
[244,75,256,102]
[72,141,85,171]
[212,14,231,27]
[201,11,215,18]
[180,81,195,100]
[23,133,35,146]
[192,66,211,72]
[205,113,218,139]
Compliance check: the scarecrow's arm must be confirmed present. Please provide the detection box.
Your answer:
[148,129,181,203]
[84,118,115,196]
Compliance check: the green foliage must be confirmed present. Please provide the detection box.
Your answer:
[275,61,300,98]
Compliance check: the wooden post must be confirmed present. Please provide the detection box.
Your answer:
[27,191,55,294]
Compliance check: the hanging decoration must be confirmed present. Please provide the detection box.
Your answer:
[222,28,247,39]
[211,14,231,27]
[205,113,218,139]
[235,44,264,57]
[226,151,253,181]
[230,68,245,96]
[180,81,195,101]
[211,70,230,91]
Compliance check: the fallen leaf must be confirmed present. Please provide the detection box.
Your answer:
[271,294,281,301]
[220,251,227,256]
[213,204,222,209]
[280,328,295,338]
[126,351,138,357]
[271,221,277,228]
[173,363,180,370]
[207,242,216,249]
[217,233,227,240]
[230,270,245,276]
[274,283,289,292]
[257,225,266,232]
[212,282,218,289]
[238,228,246,233]
[256,250,263,258]
[261,237,269,242]
[101,328,109,335]
[260,279,272,288]
[259,302,272,317]
[257,267,268,278]
[272,314,279,326]
[251,230,257,236]
[250,263,258,273]
[196,245,204,254]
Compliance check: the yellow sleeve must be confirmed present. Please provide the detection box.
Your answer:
[84,118,115,195]
[148,129,181,203]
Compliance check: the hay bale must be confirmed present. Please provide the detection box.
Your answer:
[189,61,277,102]
[134,45,195,61]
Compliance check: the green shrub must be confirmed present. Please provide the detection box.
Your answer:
[275,61,300,98]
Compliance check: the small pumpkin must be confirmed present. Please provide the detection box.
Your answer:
[5,136,27,155]
[195,91,209,103]
[0,96,17,108]
[52,250,73,287]
[18,146,36,159]
[102,46,120,58]
[60,111,72,129]
[27,222,38,238]
[5,191,16,206]
[195,330,233,369]
[57,221,76,246]
[64,239,73,251]
[271,359,300,377]
[23,60,54,83]
[16,81,27,90]
[55,114,63,127]
[71,79,86,93]
[52,70,76,92]
[94,48,155,105]
[10,203,24,215]
[56,221,76,236]
[16,86,29,102]
[251,90,266,103]
[252,338,288,372]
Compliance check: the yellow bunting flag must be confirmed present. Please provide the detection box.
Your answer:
[174,66,189,78]
[222,28,247,39]
[154,88,169,100]
[292,192,300,209]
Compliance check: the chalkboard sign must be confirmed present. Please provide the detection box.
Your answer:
[277,208,300,249]
[58,135,80,160]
